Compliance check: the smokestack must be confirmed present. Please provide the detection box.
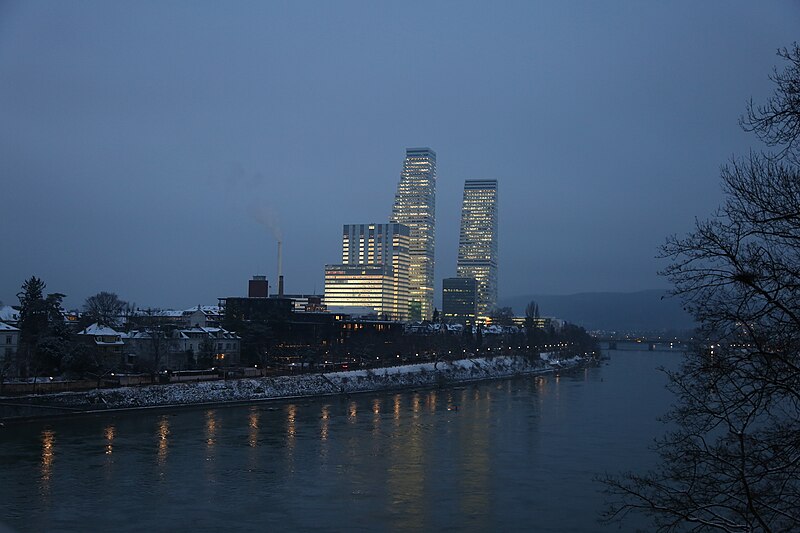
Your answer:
[277,241,284,297]
[277,241,283,277]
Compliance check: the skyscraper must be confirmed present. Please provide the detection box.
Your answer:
[391,148,437,321]
[456,179,498,321]
[324,223,411,320]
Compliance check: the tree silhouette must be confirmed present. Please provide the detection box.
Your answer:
[602,43,800,533]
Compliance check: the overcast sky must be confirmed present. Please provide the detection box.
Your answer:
[1,1,798,310]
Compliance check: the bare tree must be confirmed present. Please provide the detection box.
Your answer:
[601,44,800,532]
[132,309,177,375]
[82,291,128,327]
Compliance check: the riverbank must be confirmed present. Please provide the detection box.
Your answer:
[0,354,589,421]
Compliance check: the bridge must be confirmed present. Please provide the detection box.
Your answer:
[596,338,689,352]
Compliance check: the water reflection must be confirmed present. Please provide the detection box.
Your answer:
[372,398,381,415]
[286,404,297,469]
[104,424,115,455]
[411,392,421,417]
[320,405,330,442]
[248,407,259,448]
[371,398,382,442]
[387,393,425,530]
[393,394,401,421]
[459,386,490,526]
[427,391,437,413]
[0,351,674,533]
[286,404,297,443]
[319,404,330,465]
[205,410,217,448]
[40,429,55,497]
[157,416,169,468]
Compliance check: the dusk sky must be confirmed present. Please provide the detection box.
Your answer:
[2,1,799,310]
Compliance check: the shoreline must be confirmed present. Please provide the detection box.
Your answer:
[0,354,591,424]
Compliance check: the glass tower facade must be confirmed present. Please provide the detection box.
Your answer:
[391,148,437,321]
[442,277,478,325]
[456,179,498,321]
[324,223,411,321]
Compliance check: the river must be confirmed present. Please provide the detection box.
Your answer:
[0,349,682,532]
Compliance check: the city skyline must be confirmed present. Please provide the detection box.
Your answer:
[1,2,798,311]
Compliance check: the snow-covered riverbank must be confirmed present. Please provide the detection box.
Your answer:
[3,354,589,415]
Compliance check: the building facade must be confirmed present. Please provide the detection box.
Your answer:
[456,179,498,321]
[1,322,19,364]
[341,222,410,320]
[324,264,397,320]
[442,277,478,325]
[391,147,437,321]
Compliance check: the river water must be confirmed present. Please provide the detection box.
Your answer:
[0,349,681,532]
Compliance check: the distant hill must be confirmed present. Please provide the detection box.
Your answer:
[500,290,696,332]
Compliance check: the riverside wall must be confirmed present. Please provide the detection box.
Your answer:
[0,354,588,417]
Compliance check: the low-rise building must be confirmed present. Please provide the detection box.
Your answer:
[177,327,241,367]
[77,323,125,363]
[1,322,19,364]
[271,294,326,313]
[124,326,241,369]
[182,305,223,328]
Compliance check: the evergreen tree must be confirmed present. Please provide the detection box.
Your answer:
[16,278,72,376]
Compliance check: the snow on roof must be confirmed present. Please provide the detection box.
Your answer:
[80,323,120,336]
[177,326,240,339]
[132,309,183,318]
[183,305,222,314]
[0,321,19,332]
[0,306,20,322]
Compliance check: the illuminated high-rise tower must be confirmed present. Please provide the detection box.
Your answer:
[457,179,498,321]
[391,148,437,321]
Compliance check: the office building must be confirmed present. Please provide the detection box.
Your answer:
[456,179,498,321]
[324,264,396,319]
[391,147,437,321]
[324,223,411,321]
[442,277,478,325]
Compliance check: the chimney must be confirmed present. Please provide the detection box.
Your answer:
[277,241,284,297]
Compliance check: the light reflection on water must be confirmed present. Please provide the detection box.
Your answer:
[320,404,330,442]
[39,429,55,499]
[157,415,169,468]
[3,351,681,532]
[285,404,297,471]
[104,425,115,456]
[247,407,259,448]
[205,409,216,448]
